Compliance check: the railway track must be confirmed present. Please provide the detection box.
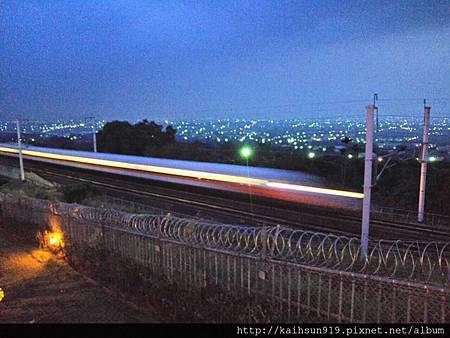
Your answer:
[15,160,448,243]
[0,154,448,241]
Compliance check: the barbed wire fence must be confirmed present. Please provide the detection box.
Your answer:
[0,193,448,323]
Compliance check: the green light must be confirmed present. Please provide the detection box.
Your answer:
[307,152,315,159]
[240,146,253,159]
[429,156,436,162]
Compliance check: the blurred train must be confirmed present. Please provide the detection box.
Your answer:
[0,143,363,210]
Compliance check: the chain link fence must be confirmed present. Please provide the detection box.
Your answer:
[371,206,450,230]
[0,193,448,323]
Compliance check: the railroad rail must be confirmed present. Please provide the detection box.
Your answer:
[28,162,450,242]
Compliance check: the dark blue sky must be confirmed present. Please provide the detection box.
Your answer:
[1,0,449,120]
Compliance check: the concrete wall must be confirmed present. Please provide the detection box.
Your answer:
[0,164,21,180]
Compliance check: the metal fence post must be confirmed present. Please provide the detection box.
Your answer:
[258,225,268,281]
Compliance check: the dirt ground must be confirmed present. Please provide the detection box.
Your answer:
[0,222,158,323]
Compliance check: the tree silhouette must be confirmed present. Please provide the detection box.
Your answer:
[341,136,353,145]
[97,120,177,155]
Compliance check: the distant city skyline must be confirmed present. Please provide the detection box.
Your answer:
[1,0,449,120]
[2,115,449,150]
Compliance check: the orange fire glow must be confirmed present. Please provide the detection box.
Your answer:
[47,232,62,247]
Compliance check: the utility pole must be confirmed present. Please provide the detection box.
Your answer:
[373,93,379,130]
[418,102,430,223]
[361,104,375,257]
[16,119,25,181]
[86,116,97,152]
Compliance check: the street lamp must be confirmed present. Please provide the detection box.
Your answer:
[307,152,315,159]
[85,116,97,152]
[239,145,254,214]
[16,119,25,181]
[240,146,253,160]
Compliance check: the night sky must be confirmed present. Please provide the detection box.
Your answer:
[1,0,449,120]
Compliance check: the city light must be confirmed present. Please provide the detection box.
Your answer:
[1,116,447,157]
[377,157,383,162]
[429,156,436,162]
[307,152,315,159]
[347,154,353,159]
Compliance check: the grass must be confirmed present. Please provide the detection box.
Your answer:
[0,173,168,216]
[0,179,63,201]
